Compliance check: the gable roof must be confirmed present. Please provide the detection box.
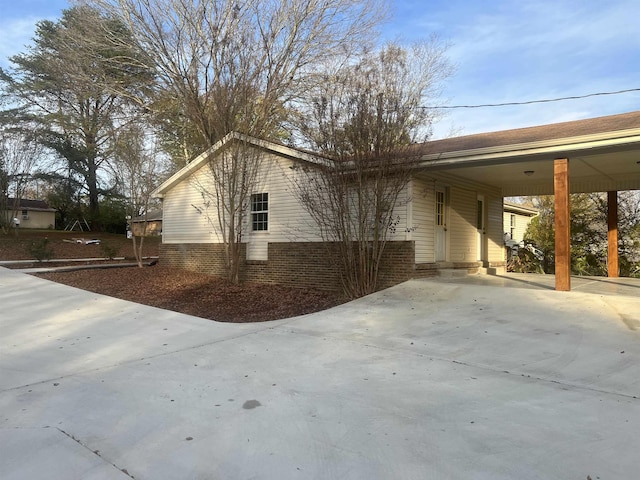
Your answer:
[417,110,640,166]
[6,198,56,212]
[154,110,640,199]
[503,202,538,217]
[131,209,163,223]
[414,110,640,195]
[153,132,329,198]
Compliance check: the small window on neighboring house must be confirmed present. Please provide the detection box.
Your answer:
[22,210,29,220]
[510,214,516,239]
[251,193,268,231]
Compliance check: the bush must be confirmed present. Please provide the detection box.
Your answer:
[28,238,54,262]
[100,241,119,260]
[507,247,543,274]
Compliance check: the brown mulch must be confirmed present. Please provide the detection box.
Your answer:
[4,230,345,322]
[35,265,346,322]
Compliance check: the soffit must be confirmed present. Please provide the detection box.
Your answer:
[416,120,640,196]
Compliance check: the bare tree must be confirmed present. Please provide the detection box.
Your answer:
[290,39,453,297]
[113,123,164,266]
[0,131,43,234]
[85,0,388,282]
[85,0,387,148]
[190,134,263,283]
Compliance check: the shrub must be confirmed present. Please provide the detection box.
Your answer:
[100,242,119,260]
[28,238,54,262]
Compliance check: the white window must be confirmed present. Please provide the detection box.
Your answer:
[22,210,29,220]
[436,190,445,226]
[510,214,516,239]
[251,193,268,231]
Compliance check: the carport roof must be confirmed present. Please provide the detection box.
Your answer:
[417,110,640,196]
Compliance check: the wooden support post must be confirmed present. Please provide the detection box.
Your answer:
[607,191,619,278]
[554,158,571,291]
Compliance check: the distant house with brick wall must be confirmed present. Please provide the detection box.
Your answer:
[3,198,56,229]
[153,133,506,291]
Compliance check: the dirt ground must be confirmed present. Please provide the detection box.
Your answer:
[2,230,345,322]
[0,230,159,261]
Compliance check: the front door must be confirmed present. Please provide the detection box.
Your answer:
[477,194,485,262]
[435,186,447,261]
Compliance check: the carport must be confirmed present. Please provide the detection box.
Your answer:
[418,110,640,291]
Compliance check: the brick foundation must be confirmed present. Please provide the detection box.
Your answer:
[160,241,422,292]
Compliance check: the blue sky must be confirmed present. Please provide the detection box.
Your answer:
[2,0,639,138]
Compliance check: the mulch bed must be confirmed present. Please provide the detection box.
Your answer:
[4,231,345,322]
[35,265,346,322]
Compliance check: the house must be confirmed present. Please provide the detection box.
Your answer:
[3,198,56,229]
[154,111,640,292]
[503,202,538,247]
[130,209,162,236]
[153,133,506,291]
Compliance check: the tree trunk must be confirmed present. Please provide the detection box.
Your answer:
[87,159,101,231]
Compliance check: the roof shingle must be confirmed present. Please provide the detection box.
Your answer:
[418,110,640,155]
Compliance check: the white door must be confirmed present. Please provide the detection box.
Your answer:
[477,194,485,262]
[435,186,447,261]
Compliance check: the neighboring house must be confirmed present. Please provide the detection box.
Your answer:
[153,133,506,291]
[503,202,538,248]
[130,209,162,236]
[3,198,56,229]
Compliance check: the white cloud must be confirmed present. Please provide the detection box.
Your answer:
[400,0,640,137]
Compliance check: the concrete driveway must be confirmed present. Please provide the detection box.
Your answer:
[1,267,639,479]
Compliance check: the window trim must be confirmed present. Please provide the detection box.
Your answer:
[435,190,445,227]
[250,192,269,232]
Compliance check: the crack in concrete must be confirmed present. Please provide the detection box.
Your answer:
[56,427,135,479]
[285,327,640,401]
[0,321,292,394]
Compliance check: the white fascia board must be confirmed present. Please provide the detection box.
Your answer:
[420,129,640,168]
[503,203,538,216]
[152,134,231,198]
[152,133,330,198]
[247,136,332,167]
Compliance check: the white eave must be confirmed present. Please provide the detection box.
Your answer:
[153,132,330,198]
[419,128,640,167]
[503,203,538,216]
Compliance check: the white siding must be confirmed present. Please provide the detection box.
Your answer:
[410,178,435,263]
[162,169,218,243]
[3,210,55,229]
[487,195,505,262]
[411,171,506,265]
[246,235,269,260]
[162,148,326,252]
[245,153,324,259]
[162,145,510,267]
[503,211,535,244]
[449,186,477,262]
[388,183,410,241]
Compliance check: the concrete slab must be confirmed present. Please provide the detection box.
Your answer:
[436,271,640,298]
[1,267,639,479]
[0,428,130,480]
